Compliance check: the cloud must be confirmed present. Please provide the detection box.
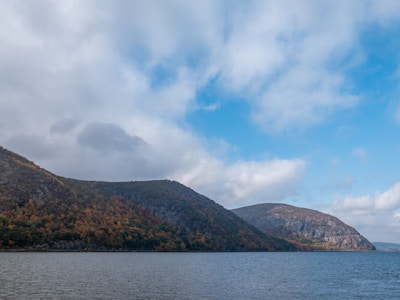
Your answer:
[1,1,400,211]
[375,183,400,210]
[253,68,358,132]
[333,182,400,212]
[202,103,220,112]
[2,1,400,136]
[50,118,79,134]
[327,182,400,242]
[217,0,363,132]
[333,195,374,211]
[5,134,56,160]
[77,122,146,154]
[176,157,306,207]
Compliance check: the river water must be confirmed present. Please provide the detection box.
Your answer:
[0,252,399,299]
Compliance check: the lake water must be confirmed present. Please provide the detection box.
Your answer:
[0,252,399,299]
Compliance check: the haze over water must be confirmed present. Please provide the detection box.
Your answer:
[1,252,399,299]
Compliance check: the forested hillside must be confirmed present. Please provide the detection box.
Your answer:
[0,146,295,251]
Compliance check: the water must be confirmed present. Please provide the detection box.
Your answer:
[0,252,399,299]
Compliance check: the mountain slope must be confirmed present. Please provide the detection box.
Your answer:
[76,179,295,251]
[0,146,294,251]
[0,146,71,210]
[232,203,375,251]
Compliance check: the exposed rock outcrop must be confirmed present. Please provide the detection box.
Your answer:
[232,203,375,251]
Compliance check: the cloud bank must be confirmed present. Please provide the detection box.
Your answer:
[1,0,400,212]
[326,182,400,243]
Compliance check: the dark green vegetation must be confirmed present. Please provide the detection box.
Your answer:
[232,203,375,251]
[0,146,294,251]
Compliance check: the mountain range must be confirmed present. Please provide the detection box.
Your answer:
[0,146,374,251]
[0,146,292,251]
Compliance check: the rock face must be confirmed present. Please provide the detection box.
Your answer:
[232,203,375,251]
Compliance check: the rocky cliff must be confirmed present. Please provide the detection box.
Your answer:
[232,203,375,251]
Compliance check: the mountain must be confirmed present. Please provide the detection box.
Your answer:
[373,242,400,252]
[232,203,375,251]
[0,146,294,251]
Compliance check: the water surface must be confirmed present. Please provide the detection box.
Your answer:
[0,252,399,299]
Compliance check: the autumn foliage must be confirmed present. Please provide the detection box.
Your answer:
[0,146,295,251]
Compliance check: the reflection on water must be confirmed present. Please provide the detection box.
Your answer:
[0,252,399,299]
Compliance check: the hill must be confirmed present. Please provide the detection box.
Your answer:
[373,242,400,252]
[232,203,375,251]
[0,146,294,251]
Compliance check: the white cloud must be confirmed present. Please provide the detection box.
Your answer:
[334,195,374,211]
[176,157,306,207]
[202,103,220,112]
[327,182,400,242]
[375,183,400,210]
[2,0,400,135]
[217,0,363,132]
[367,0,400,24]
[253,67,358,132]
[1,1,400,211]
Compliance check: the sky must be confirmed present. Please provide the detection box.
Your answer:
[1,0,400,243]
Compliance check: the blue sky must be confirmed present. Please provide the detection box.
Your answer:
[1,0,400,243]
